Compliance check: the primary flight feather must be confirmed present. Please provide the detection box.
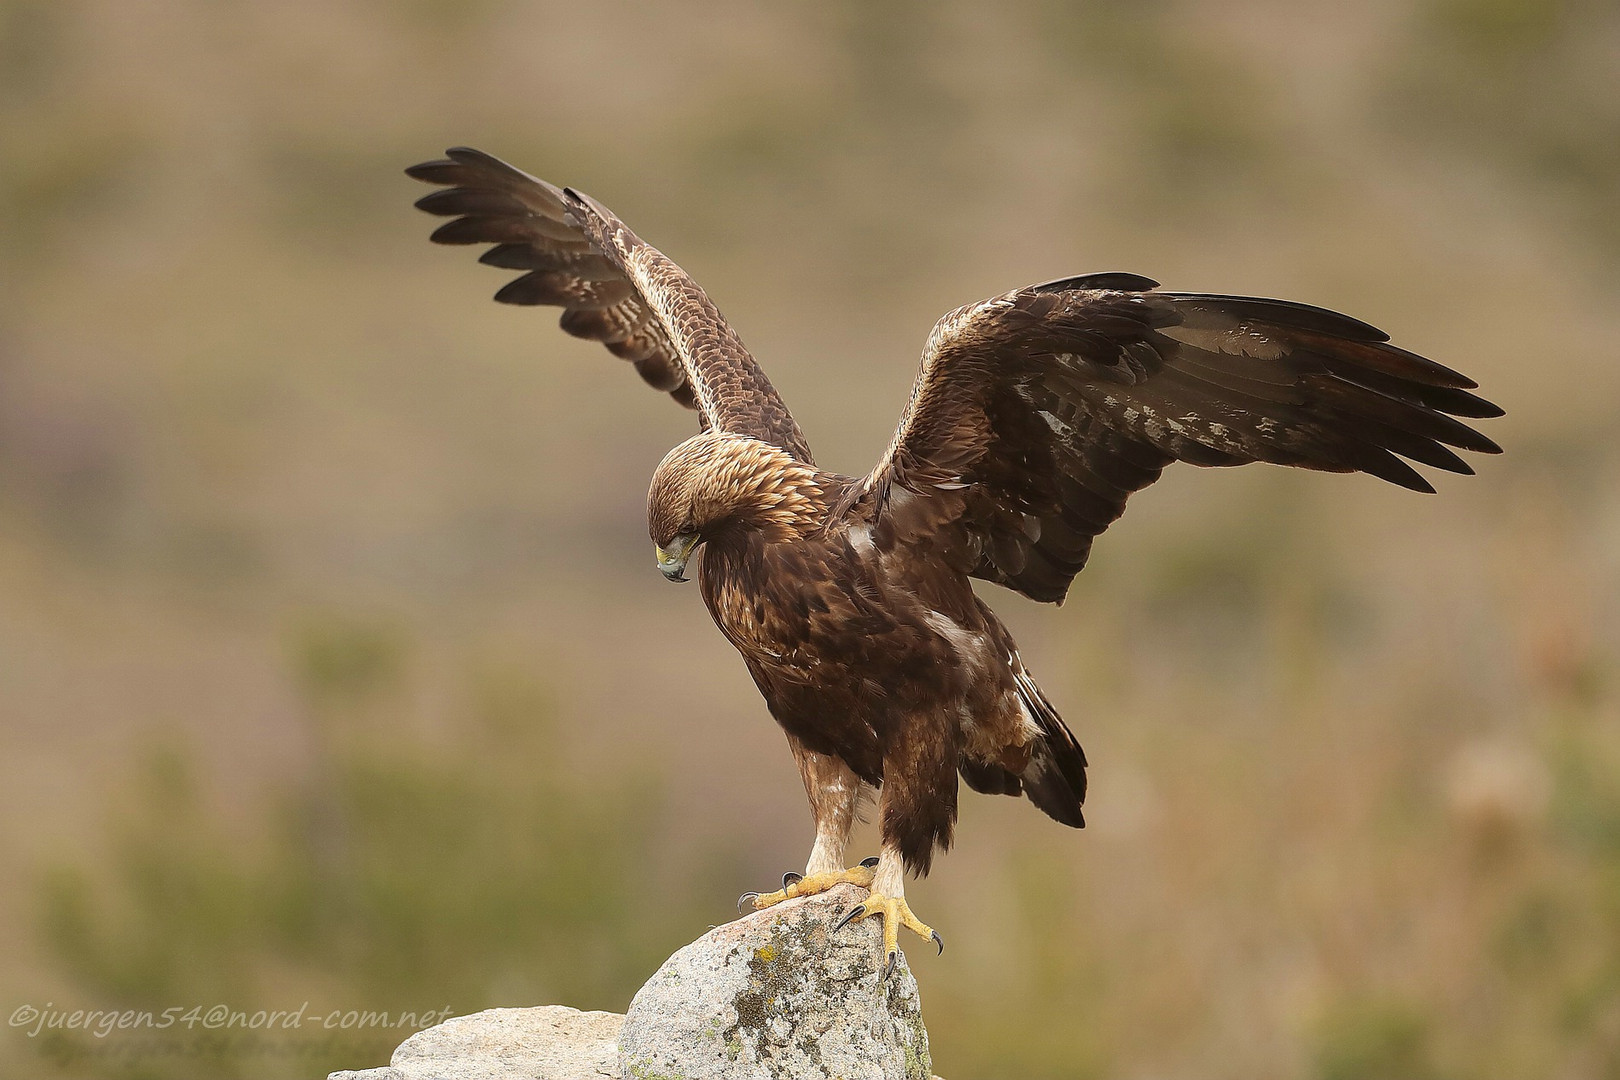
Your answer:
[407,147,1501,973]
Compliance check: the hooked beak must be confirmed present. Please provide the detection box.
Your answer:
[654,533,698,583]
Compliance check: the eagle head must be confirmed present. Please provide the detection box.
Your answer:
[647,431,824,582]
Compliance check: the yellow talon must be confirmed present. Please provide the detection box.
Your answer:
[746,862,877,910]
[834,892,943,977]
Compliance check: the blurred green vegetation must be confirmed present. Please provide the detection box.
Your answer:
[30,615,705,1079]
[1313,998,1443,1080]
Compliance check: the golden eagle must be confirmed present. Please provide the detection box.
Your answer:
[407,147,1501,973]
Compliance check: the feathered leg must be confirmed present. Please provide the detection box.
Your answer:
[833,810,944,978]
[744,739,875,908]
[832,721,952,975]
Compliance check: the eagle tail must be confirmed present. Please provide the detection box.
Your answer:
[1013,668,1088,829]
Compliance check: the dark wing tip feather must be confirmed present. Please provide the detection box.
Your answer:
[412,188,454,213]
[478,243,543,270]
[427,217,486,245]
[414,187,521,217]
[492,274,548,306]
[443,146,537,184]
[404,158,452,182]
[1353,445,1438,492]
[1444,390,1505,421]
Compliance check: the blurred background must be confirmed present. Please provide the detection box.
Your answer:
[1,1,1616,1077]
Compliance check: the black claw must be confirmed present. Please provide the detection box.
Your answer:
[931,929,944,955]
[782,871,802,889]
[834,903,866,931]
[860,856,880,868]
[737,892,760,912]
[882,950,897,980]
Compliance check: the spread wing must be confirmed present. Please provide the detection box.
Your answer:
[858,272,1503,604]
[406,147,811,462]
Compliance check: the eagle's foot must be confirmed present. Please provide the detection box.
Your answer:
[739,856,880,912]
[834,892,944,978]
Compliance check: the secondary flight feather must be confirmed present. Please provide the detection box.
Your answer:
[408,146,1501,973]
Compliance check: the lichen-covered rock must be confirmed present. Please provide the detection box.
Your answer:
[383,1005,622,1080]
[618,883,931,1080]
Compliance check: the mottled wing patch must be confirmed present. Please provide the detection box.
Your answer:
[560,188,812,462]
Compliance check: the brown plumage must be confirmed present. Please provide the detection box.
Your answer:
[408,147,1502,962]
